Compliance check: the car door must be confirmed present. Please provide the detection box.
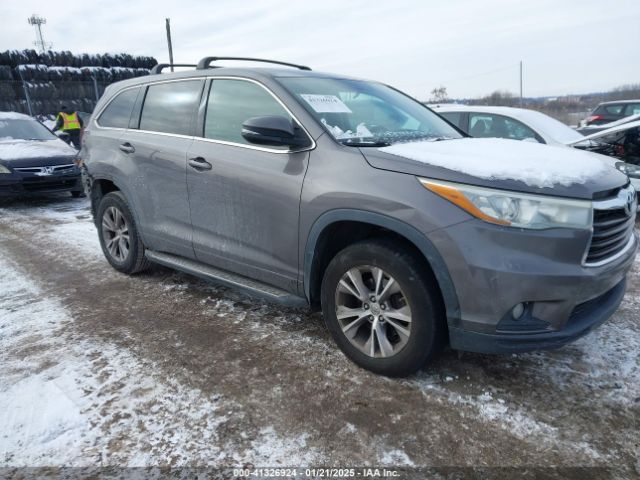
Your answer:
[120,79,204,258]
[88,86,141,188]
[186,77,312,292]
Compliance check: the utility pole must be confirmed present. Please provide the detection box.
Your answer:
[28,14,51,54]
[165,18,174,72]
[519,60,523,107]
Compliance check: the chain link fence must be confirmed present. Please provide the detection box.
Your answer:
[0,80,111,116]
[1,61,151,118]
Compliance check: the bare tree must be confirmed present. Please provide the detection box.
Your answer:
[429,86,449,103]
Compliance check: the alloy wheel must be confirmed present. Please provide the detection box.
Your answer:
[334,265,412,358]
[102,206,130,262]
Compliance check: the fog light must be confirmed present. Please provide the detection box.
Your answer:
[512,303,525,320]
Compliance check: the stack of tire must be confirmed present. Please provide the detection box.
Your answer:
[0,49,157,116]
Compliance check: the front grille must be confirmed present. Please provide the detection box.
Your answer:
[14,164,77,175]
[585,186,636,266]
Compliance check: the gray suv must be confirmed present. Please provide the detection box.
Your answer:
[82,57,638,376]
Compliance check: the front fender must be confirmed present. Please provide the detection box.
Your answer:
[303,209,460,320]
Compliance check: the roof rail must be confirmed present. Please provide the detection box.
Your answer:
[196,56,311,71]
[150,63,197,74]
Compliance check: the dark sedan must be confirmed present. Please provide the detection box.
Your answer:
[0,112,83,197]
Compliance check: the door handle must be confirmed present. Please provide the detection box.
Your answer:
[119,142,135,154]
[188,157,213,171]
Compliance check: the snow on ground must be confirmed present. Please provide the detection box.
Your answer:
[0,195,639,470]
[0,247,320,466]
[0,199,101,260]
[380,137,612,188]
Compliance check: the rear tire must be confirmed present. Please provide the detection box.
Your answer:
[96,191,150,274]
[321,239,445,377]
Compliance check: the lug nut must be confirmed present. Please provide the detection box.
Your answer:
[370,296,377,302]
[380,304,386,310]
[364,304,369,310]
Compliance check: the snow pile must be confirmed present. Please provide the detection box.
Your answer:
[380,137,613,188]
[321,119,373,139]
[0,255,227,466]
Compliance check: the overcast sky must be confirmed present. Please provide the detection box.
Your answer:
[2,0,639,99]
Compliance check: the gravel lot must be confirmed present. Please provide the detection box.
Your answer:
[0,194,638,477]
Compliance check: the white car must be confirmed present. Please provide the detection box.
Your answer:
[431,104,640,200]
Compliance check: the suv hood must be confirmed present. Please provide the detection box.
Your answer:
[362,137,627,200]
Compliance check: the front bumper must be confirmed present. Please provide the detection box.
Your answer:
[449,278,627,353]
[428,219,638,355]
[0,170,82,197]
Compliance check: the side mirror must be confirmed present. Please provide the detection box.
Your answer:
[242,116,310,148]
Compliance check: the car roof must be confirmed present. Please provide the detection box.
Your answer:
[597,99,640,105]
[432,104,542,120]
[107,66,363,91]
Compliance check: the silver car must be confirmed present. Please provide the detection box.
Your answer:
[81,57,638,376]
[433,104,640,200]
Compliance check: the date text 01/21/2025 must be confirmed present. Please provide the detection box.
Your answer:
[232,467,401,478]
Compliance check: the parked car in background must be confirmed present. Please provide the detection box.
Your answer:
[432,105,640,201]
[577,113,640,135]
[82,57,637,376]
[433,104,586,145]
[581,100,640,127]
[0,111,83,197]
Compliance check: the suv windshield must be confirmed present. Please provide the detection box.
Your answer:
[278,77,462,146]
[0,118,57,142]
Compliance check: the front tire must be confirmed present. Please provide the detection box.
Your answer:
[96,191,150,274]
[321,240,445,377]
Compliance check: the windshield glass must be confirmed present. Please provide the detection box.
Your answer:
[278,77,462,146]
[0,118,57,142]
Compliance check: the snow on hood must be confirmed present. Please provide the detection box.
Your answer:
[0,139,77,161]
[379,138,612,189]
[0,111,32,121]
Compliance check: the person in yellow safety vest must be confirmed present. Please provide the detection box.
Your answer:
[52,104,84,149]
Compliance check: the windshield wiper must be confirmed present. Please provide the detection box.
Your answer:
[340,139,391,147]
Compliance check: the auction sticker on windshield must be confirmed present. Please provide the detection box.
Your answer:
[300,94,353,113]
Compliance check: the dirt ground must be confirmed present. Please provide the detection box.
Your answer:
[0,194,638,478]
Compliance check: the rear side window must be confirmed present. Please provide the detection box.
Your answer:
[97,88,140,128]
[140,80,202,135]
[204,79,291,147]
[469,113,539,141]
[624,103,640,116]
[594,104,625,115]
[439,112,463,128]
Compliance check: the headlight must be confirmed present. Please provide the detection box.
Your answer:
[615,162,640,179]
[0,164,11,174]
[419,178,592,229]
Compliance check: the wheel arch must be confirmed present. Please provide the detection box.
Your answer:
[90,175,147,245]
[303,209,460,320]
